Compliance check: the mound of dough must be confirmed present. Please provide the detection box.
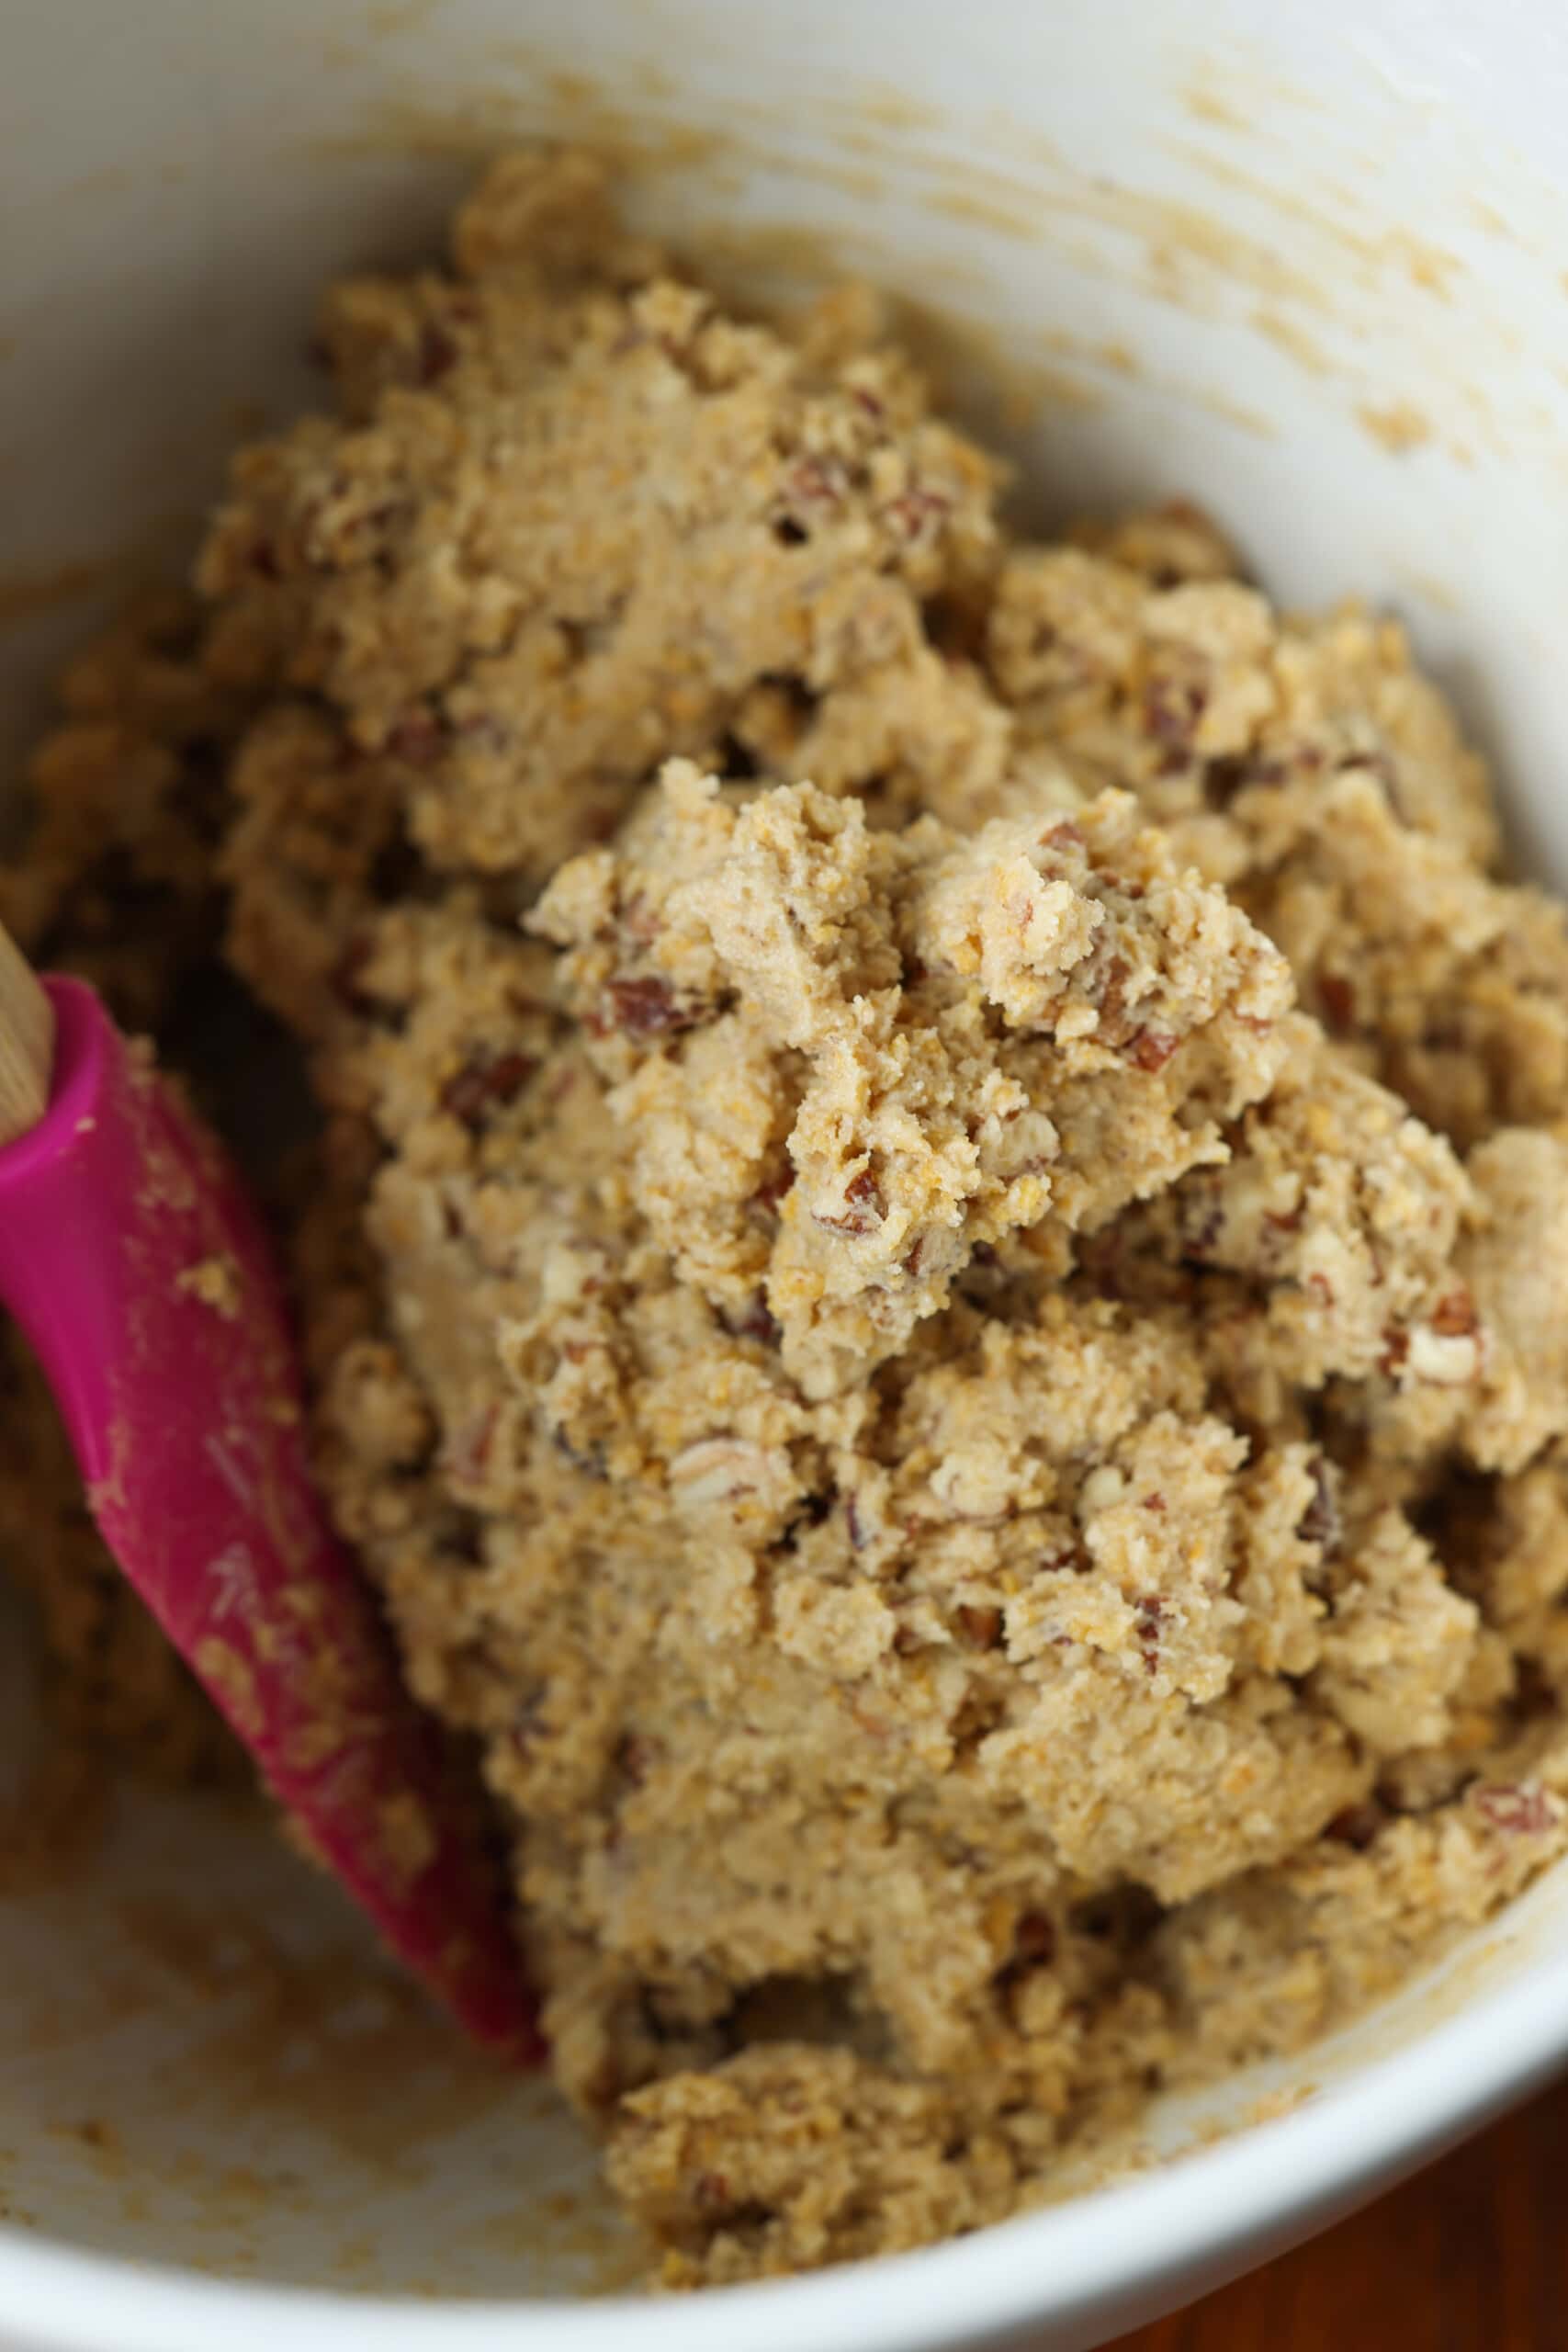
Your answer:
[13,148,1568,2285]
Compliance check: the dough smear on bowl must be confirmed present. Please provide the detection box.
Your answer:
[13,147,1568,2283]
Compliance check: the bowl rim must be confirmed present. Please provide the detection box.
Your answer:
[1,1914,1562,2352]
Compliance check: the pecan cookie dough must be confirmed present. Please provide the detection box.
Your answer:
[15,146,1568,2283]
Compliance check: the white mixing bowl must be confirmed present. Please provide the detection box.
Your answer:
[6,3,1568,2346]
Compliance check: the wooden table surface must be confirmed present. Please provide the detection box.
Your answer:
[1100,2065,1568,2351]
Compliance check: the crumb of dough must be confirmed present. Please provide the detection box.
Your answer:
[14,144,1568,2284]
[175,1252,244,1320]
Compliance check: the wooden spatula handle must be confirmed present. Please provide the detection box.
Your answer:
[0,922,55,1149]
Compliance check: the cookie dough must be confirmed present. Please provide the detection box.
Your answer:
[14,146,1568,2284]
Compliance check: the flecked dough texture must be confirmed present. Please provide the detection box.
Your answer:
[16,148,1568,2286]
[530,768,1292,1398]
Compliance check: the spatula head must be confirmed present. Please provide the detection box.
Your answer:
[0,978,540,2058]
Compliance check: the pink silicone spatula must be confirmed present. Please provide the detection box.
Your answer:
[0,927,540,2059]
